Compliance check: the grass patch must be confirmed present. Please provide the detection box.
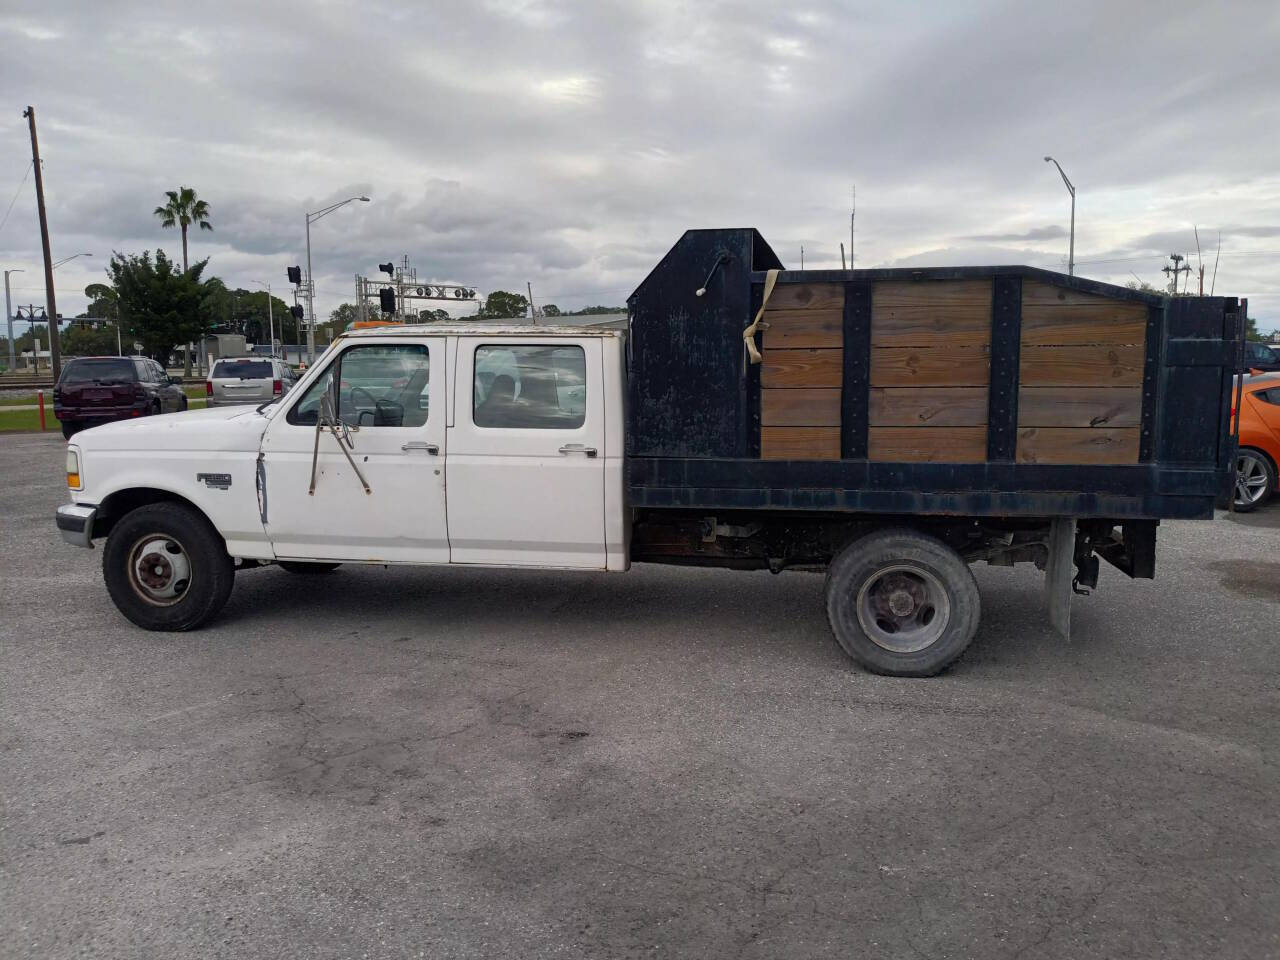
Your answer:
[0,408,61,432]
[0,384,207,407]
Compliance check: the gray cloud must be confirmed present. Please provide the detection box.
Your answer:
[0,0,1277,330]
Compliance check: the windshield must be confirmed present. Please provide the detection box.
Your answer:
[213,359,274,379]
[59,358,135,385]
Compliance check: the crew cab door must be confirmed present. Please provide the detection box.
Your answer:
[447,336,606,568]
[259,338,448,562]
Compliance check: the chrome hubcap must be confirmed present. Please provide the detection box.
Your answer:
[856,564,951,653]
[1234,453,1269,506]
[127,535,191,605]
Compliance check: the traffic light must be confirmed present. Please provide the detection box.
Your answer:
[287,266,302,285]
[289,305,305,320]
[379,288,396,313]
[378,262,395,277]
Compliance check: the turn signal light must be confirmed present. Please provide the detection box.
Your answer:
[66,449,82,490]
[205,381,213,396]
[272,379,282,395]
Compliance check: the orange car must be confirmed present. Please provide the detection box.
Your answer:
[1233,372,1280,511]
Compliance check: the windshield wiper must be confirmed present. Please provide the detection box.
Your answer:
[255,397,281,413]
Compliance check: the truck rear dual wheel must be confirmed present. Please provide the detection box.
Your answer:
[825,529,980,677]
[103,502,235,631]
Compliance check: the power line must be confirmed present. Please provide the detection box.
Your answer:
[0,161,33,237]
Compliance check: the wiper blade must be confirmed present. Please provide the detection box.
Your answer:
[255,397,281,413]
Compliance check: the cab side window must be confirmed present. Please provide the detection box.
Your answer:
[473,345,586,429]
[288,344,430,428]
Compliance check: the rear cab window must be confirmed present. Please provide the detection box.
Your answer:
[473,345,586,429]
[59,358,137,385]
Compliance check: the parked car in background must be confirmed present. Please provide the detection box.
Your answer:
[1232,372,1280,511]
[1243,340,1280,373]
[53,356,187,440]
[205,357,296,407]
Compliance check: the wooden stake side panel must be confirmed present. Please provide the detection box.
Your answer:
[761,387,841,426]
[1016,281,1149,464]
[758,283,845,459]
[868,427,988,463]
[1017,427,1141,464]
[760,309,843,349]
[870,347,991,387]
[870,279,993,347]
[1021,281,1148,345]
[761,426,841,460]
[1018,386,1142,428]
[870,387,988,427]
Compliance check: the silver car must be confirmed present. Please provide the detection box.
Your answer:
[205,357,296,407]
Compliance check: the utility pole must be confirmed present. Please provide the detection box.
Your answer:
[4,268,23,373]
[526,281,536,322]
[800,246,805,270]
[1162,254,1191,295]
[850,184,856,268]
[24,107,61,379]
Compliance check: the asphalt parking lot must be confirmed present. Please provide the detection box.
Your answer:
[2,431,1277,960]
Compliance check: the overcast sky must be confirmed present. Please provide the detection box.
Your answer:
[2,0,1278,331]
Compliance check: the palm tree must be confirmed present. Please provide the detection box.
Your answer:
[153,187,212,273]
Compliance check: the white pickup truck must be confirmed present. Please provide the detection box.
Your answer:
[56,228,1242,676]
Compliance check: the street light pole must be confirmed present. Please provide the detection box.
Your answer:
[51,252,93,270]
[1044,156,1075,276]
[24,106,62,379]
[304,195,369,364]
[253,281,274,355]
[4,268,23,373]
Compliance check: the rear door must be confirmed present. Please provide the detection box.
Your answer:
[447,336,606,568]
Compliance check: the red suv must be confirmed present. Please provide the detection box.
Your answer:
[53,357,188,439]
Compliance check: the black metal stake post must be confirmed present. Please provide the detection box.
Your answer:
[24,107,60,380]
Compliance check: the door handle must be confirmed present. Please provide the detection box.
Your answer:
[558,443,598,457]
[401,441,440,455]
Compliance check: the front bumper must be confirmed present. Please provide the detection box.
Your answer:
[56,503,98,548]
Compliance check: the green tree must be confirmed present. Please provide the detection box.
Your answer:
[84,283,120,322]
[541,303,561,317]
[329,302,365,329]
[62,322,121,356]
[483,290,528,318]
[153,186,213,272]
[110,250,208,366]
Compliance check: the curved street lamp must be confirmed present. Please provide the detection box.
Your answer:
[52,252,93,270]
[1043,157,1075,276]
[304,196,370,362]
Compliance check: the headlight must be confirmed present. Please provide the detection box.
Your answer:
[66,447,82,490]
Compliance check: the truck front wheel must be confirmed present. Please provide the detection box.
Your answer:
[103,501,235,631]
[825,529,980,677]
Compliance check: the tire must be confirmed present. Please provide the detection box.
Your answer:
[825,528,981,677]
[1232,448,1275,513]
[61,420,81,440]
[277,561,341,574]
[102,501,235,631]
[179,396,189,411]
[150,400,161,416]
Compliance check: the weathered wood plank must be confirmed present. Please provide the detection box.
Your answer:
[869,347,990,387]
[761,308,843,349]
[766,283,845,311]
[869,387,989,427]
[1019,344,1144,386]
[870,279,993,347]
[1021,280,1149,345]
[761,426,841,460]
[1016,427,1141,464]
[1017,386,1142,428]
[761,349,843,388]
[761,387,842,426]
[868,427,988,463]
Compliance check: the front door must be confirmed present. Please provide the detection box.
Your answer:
[260,338,449,563]
[447,336,606,568]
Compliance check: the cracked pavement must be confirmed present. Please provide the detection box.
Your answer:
[1,432,1277,959]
